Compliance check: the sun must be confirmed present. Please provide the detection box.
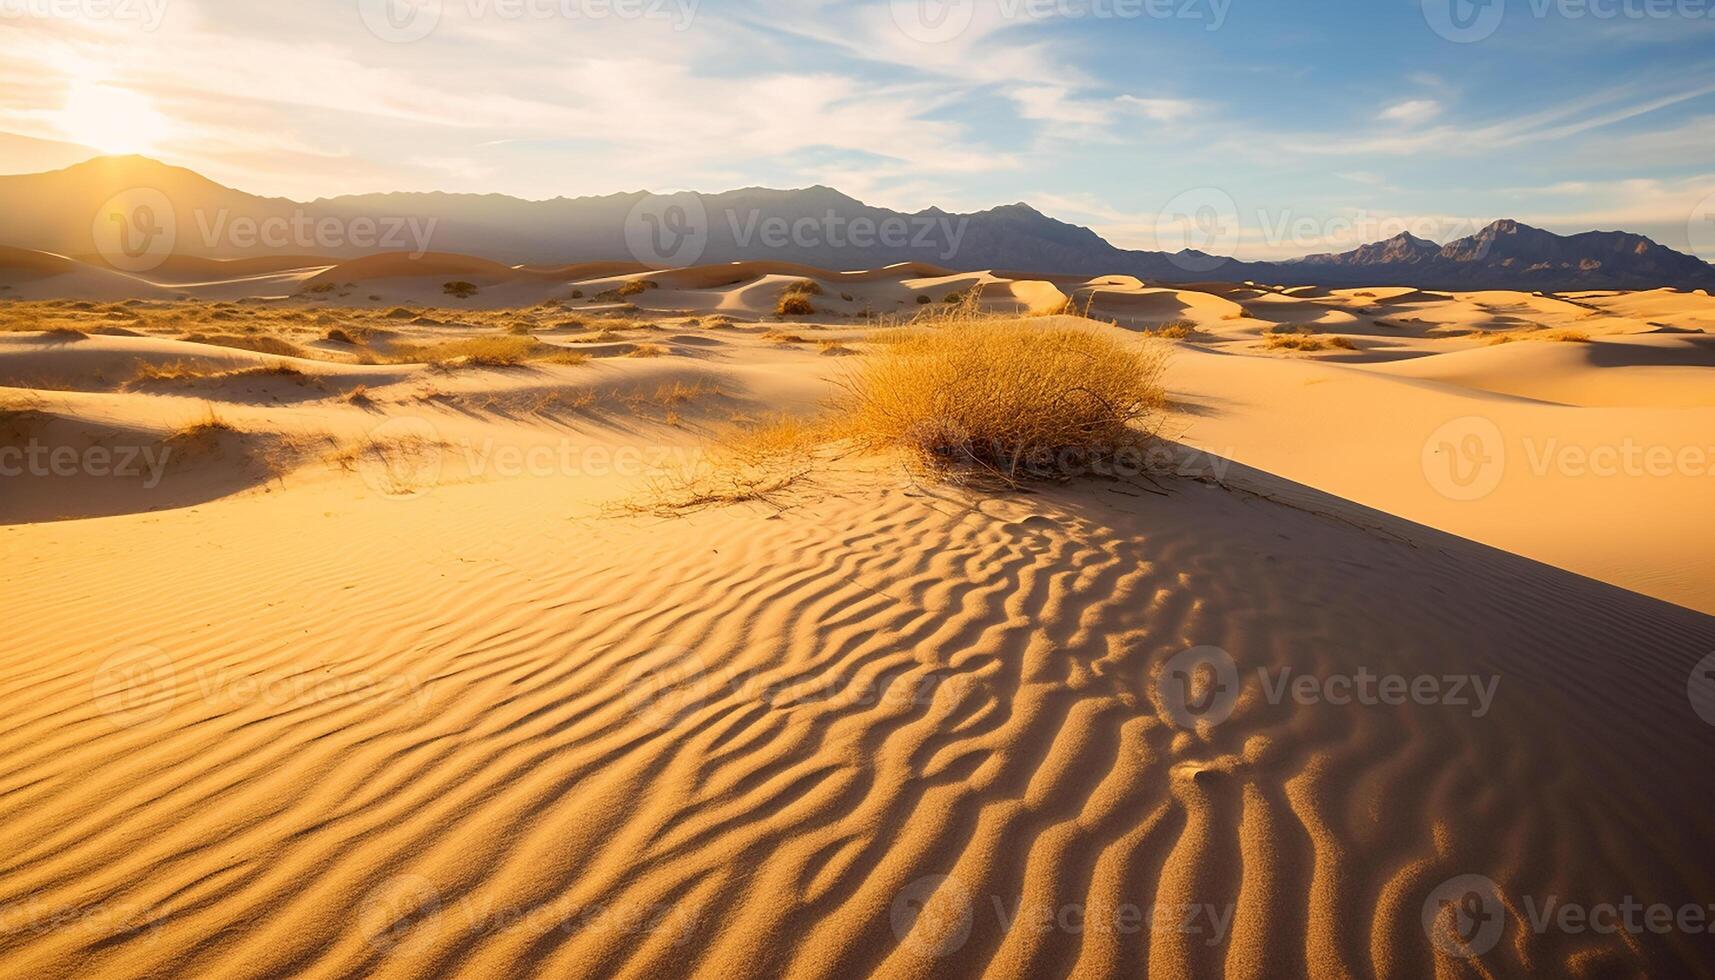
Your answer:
[57,82,172,155]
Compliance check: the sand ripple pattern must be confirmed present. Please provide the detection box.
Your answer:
[3,479,1714,978]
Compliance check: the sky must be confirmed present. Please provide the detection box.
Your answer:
[2,0,1714,260]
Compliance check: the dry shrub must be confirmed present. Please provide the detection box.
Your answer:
[1263,333,1353,352]
[1143,319,1198,340]
[616,279,658,297]
[387,336,591,368]
[633,414,825,514]
[181,332,307,358]
[762,330,808,344]
[777,294,815,316]
[627,343,668,358]
[1546,329,1590,343]
[442,281,479,299]
[836,318,1166,483]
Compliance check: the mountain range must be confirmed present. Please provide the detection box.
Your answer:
[3,155,1710,291]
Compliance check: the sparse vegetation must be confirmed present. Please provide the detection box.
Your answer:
[386,336,591,368]
[835,317,1166,483]
[1142,319,1198,340]
[777,294,815,316]
[616,279,658,297]
[1263,332,1356,352]
[442,281,479,299]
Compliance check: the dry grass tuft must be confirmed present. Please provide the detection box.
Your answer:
[181,332,308,358]
[1263,332,1355,352]
[386,336,591,368]
[835,317,1166,483]
[616,279,658,297]
[778,293,816,315]
[167,405,237,443]
[1545,329,1591,343]
[762,330,809,344]
[627,343,669,358]
[1142,319,1198,340]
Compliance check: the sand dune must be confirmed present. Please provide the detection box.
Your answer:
[4,257,1715,977]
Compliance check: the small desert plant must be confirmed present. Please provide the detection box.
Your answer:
[387,336,590,368]
[570,289,585,299]
[835,318,1166,483]
[915,295,932,305]
[777,294,815,316]
[762,330,808,344]
[1142,319,1198,340]
[181,333,308,358]
[616,279,658,297]
[786,279,824,297]
[627,343,669,358]
[1546,329,1590,343]
[1263,332,1356,352]
[442,281,479,299]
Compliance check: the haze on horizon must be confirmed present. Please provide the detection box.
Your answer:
[3,0,1714,261]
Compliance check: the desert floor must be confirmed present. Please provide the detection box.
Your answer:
[3,250,1714,977]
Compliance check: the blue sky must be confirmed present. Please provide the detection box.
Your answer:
[3,0,1714,259]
